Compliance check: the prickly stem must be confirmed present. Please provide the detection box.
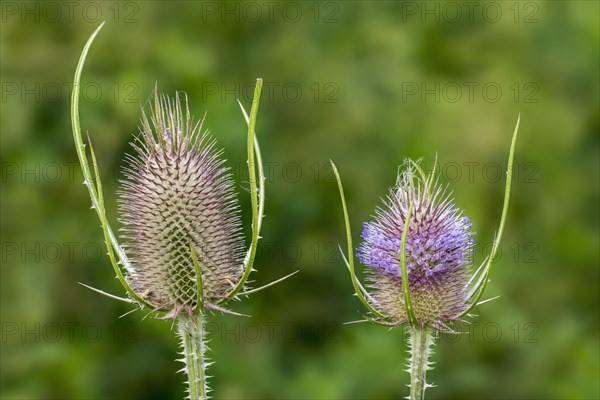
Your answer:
[408,326,435,400]
[177,313,209,400]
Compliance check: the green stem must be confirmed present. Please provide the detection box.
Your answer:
[408,326,435,400]
[177,313,209,400]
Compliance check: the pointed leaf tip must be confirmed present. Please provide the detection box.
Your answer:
[225,79,265,301]
[460,116,520,317]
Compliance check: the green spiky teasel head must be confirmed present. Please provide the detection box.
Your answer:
[331,116,520,400]
[119,93,245,317]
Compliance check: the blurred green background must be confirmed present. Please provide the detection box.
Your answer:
[1,1,598,399]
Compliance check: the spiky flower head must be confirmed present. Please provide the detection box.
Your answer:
[119,93,245,317]
[331,118,518,400]
[357,160,475,330]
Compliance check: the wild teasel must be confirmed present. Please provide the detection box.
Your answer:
[71,23,295,399]
[118,92,247,317]
[331,118,519,400]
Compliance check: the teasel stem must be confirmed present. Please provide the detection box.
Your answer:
[407,326,435,400]
[177,313,210,400]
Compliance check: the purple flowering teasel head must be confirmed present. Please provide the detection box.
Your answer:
[331,118,519,400]
[356,160,475,330]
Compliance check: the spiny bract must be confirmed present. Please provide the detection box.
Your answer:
[118,93,245,316]
[357,160,475,330]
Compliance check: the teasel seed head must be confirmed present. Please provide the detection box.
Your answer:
[118,93,245,316]
[356,160,475,329]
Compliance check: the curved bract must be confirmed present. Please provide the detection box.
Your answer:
[460,115,520,317]
[71,22,151,309]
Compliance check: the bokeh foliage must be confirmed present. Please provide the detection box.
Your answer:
[1,1,598,399]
